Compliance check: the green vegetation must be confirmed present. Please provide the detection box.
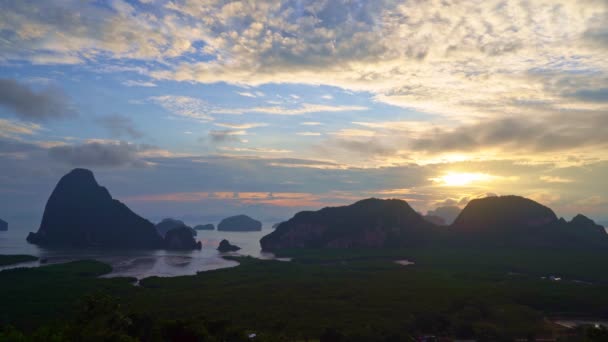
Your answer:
[0,254,38,266]
[0,260,135,329]
[1,249,608,340]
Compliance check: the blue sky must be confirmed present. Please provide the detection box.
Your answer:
[1,0,607,228]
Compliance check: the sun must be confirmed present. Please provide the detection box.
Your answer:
[430,172,495,187]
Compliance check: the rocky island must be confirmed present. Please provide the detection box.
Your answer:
[194,224,215,230]
[156,218,196,237]
[217,239,240,252]
[449,195,608,247]
[261,196,607,251]
[218,215,262,232]
[26,168,164,248]
[261,198,438,250]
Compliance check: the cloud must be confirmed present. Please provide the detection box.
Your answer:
[0,119,42,137]
[48,141,148,167]
[214,122,268,129]
[143,0,608,128]
[213,103,368,115]
[149,95,213,121]
[219,147,291,154]
[540,176,575,184]
[334,139,396,156]
[0,136,42,154]
[0,78,75,121]
[409,114,608,154]
[297,132,322,136]
[331,129,377,137]
[236,91,257,98]
[122,80,157,87]
[97,115,143,139]
[208,129,247,143]
[0,0,196,64]
[301,122,323,126]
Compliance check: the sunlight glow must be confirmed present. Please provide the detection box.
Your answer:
[430,172,495,187]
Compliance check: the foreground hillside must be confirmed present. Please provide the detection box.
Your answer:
[2,246,608,340]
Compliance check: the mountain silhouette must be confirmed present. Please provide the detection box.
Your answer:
[449,196,607,247]
[261,198,437,250]
[0,218,7,231]
[451,195,557,232]
[261,196,607,251]
[26,168,163,248]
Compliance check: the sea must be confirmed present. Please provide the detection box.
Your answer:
[0,224,283,279]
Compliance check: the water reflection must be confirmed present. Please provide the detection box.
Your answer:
[0,226,282,279]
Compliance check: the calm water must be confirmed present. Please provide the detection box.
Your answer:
[0,225,281,279]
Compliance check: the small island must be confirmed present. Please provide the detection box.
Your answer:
[194,224,215,231]
[0,218,7,231]
[217,239,241,252]
[217,215,262,232]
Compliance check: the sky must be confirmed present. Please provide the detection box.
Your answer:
[1,0,607,228]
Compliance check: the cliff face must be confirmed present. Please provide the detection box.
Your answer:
[218,215,262,231]
[260,198,438,251]
[26,168,163,248]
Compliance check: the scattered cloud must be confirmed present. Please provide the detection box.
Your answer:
[122,80,157,87]
[208,129,247,143]
[236,91,256,98]
[409,114,608,154]
[48,141,148,167]
[214,122,268,129]
[332,129,377,137]
[0,78,75,121]
[0,119,42,137]
[219,147,291,153]
[96,114,143,139]
[214,103,368,116]
[297,132,322,136]
[540,176,575,184]
[301,122,323,126]
[149,95,213,121]
[334,138,397,156]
